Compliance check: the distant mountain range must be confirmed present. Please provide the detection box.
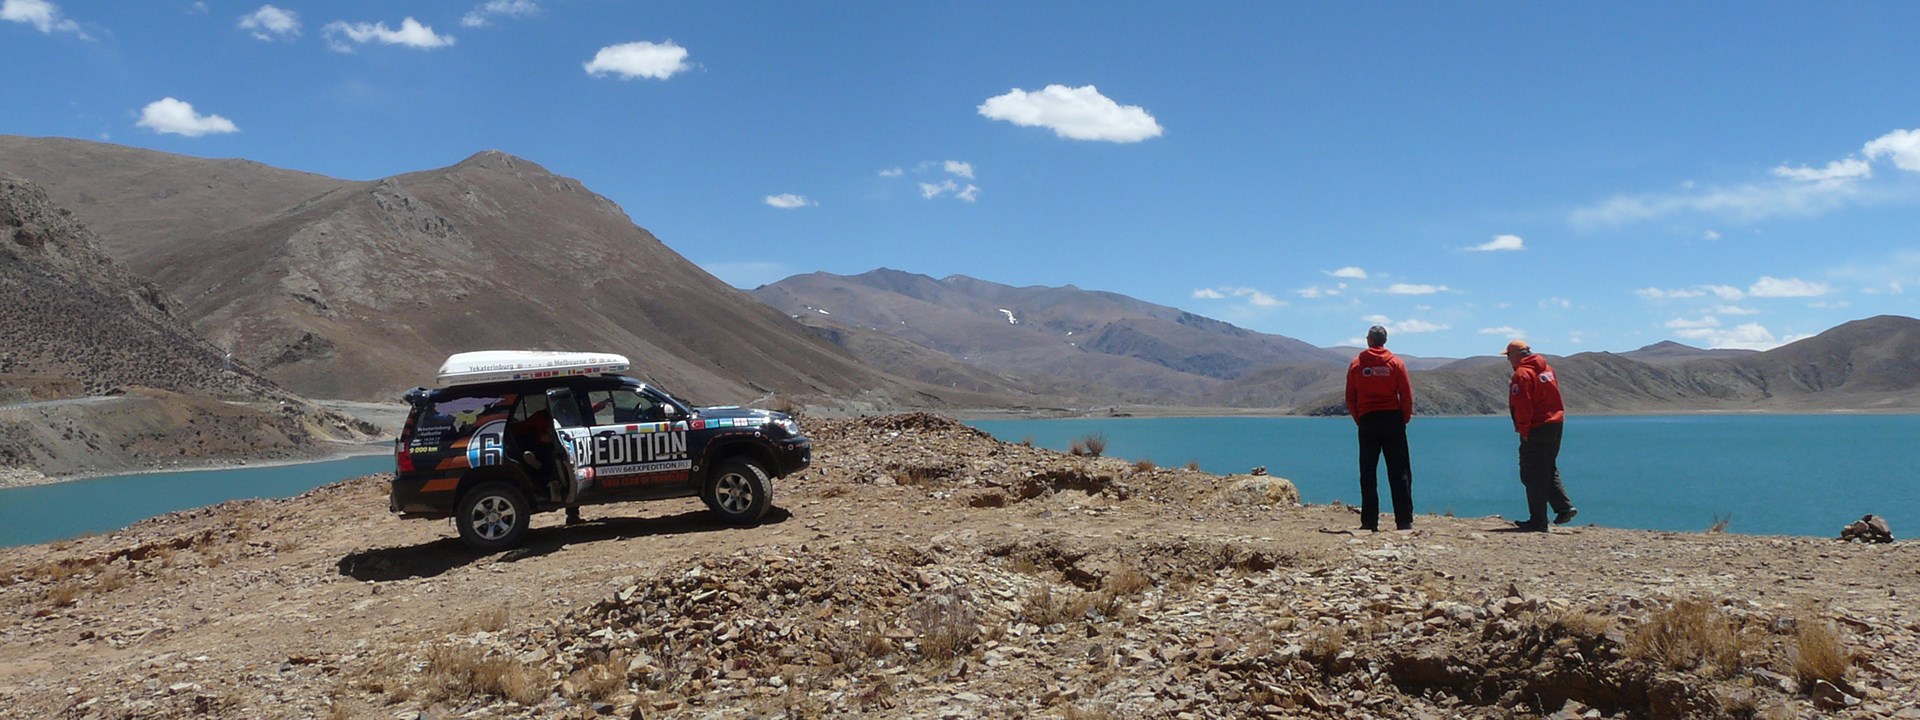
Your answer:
[757,269,1920,414]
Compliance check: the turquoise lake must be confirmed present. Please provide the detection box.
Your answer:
[0,415,1911,547]
[969,415,1919,538]
[0,454,392,548]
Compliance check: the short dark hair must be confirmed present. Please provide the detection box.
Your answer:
[1366,325,1388,347]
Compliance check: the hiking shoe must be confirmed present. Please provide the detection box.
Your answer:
[521,451,543,470]
[1554,508,1578,525]
[1512,520,1549,532]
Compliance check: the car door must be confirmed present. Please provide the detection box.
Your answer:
[579,387,694,495]
[544,387,589,504]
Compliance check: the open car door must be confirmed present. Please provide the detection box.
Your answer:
[545,387,589,504]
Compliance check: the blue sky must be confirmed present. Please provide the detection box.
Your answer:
[6,1,1920,358]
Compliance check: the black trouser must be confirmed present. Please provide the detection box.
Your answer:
[1518,421,1573,524]
[1357,410,1413,530]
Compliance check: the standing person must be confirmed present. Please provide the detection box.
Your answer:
[1346,325,1415,532]
[1505,339,1577,532]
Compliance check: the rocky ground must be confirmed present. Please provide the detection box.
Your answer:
[2,414,1917,719]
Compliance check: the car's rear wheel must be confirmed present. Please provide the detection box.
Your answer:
[456,481,531,551]
[705,459,772,525]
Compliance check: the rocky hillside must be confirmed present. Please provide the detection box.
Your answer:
[0,414,1912,718]
[0,137,970,409]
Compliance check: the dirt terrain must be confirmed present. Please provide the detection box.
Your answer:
[2,415,1916,719]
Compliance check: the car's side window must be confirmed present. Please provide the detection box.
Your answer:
[511,392,549,422]
[586,389,659,425]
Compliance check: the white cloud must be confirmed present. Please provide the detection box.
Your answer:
[2,0,85,37]
[1703,230,1721,241]
[1863,128,1920,172]
[943,160,974,179]
[878,167,903,178]
[1541,297,1572,309]
[1467,234,1525,252]
[1197,287,1282,307]
[1712,304,1760,316]
[323,17,453,52]
[461,0,539,28]
[1384,283,1448,295]
[1326,266,1368,279]
[1672,322,1784,351]
[584,40,690,80]
[135,98,238,137]
[1394,319,1449,333]
[1705,285,1745,300]
[1771,157,1871,184]
[977,84,1163,143]
[1665,316,1720,330]
[764,194,813,209]
[238,5,299,41]
[188,2,207,14]
[1479,326,1523,336]
[918,180,980,203]
[1295,287,1326,299]
[1747,276,1830,298]
[1634,287,1706,299]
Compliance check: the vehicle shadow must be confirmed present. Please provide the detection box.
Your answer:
[335,506,793,582]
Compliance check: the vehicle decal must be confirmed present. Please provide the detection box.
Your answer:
[465,419,507,467]
[421,478,458,493]
[434,396,502,432]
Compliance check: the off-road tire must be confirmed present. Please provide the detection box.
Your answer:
[705,459,773,525]
[455,481,532,551]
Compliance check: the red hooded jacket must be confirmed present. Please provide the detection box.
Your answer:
[1508,353,1565,439]
[1345,347,1412,423]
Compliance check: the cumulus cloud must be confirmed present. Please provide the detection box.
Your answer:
[1712,304,1760,316]
[977,84,1163,143]
[1671,322,1785,351]
[323,17,453,52]
[1771,157,1871,184]
[2,0,85,37]
[1665,316,1720,330]
[1326,266,1368,279]
[764,194,814,209]
[1195,287,1282,307]
[878,167,903,178]
[1704,230,1722,241]
[584,40,690,80]
[1864,128,1920,171]
[919,180,980,202]
[1747,276,1830,298]
[1467,234,1525,252]
[1384,283,1448,295]
[943,160,974,179]
[238,5,298,41]
[1364,315,1448,334]
[135,98,238,137]
[461,0,539,28]
[1636,285,1745,301]
[1479,326,1523,336]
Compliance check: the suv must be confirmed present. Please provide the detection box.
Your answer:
[390,351,810,550]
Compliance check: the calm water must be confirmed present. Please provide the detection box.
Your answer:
[969,415,1920,538]
[0,454,392,548]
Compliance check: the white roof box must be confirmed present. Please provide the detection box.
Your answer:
[436,350,631,387]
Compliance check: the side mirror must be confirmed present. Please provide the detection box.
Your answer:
[661,404,683,418]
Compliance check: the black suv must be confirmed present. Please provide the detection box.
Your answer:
[391,371,809,550]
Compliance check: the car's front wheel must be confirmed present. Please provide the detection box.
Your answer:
[705,459,773,525]
[455,481,532,551]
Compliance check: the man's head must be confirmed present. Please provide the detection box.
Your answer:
[1504,339,1531,368]
[1367,325,1388,348]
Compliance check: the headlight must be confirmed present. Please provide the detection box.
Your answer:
[772,417,801,437]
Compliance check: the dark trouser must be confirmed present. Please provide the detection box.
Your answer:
[1357,410,1413,530]
[1518,421,1573,524]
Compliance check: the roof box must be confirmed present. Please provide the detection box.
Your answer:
[436,350,631,387]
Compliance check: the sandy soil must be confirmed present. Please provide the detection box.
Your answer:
[1,414,1915,719]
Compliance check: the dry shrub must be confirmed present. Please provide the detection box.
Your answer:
[1020,436,1034,447]
[1069,432,1107,457]
[827,614,895,667]
[1184,460,1201,471]
[1007,555,1042,576]
[1062,703,1118,720]
[1787,616,1850,688]
[1132,458,1155,472]
[1102,567,1152,597]
[93,566,133,594]
[910,589,981,663]
[568,656,627,701]
[1303,625,1346,667]
[419,644,542,706]
[46,579,82,607]
[458,605,510,634]
[355,653,412,701]
[1542,606,1612,639]
[1022,583,1068,626]
[1707,514,1731,533]
[1628,598,1747,677]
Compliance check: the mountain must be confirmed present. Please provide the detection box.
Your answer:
[754,269,1345,403]
[1620,340,1759,365]
[0,136,953,407]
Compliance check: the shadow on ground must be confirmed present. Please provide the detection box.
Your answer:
[335,506,793,581]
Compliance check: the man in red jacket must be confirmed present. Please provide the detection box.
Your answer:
[1506,339,1577,532]
[1346,325,1414,531]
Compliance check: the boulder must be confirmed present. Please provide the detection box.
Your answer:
[1839,514,1894,543]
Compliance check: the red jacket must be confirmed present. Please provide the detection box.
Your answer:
[1345,347,1412,423]
[1508,354,1565,439]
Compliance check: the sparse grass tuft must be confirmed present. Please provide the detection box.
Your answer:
[1022,583,1068,626]
[1542,606,1612,639]
[909,590,980,663]
[457,605,510,634]
[1069,432,1108,458]
[46,579,82,607]
[1020,436,1034,447]
[1707,513,1731,533]
[1132,458,1155,472]
[1628,598,1748,677]
[1102,567,1152,597]
[418,643,542,706]
[1184,460,1201,471]
[1788,615,1851,688]
[1062,704,1119,720]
